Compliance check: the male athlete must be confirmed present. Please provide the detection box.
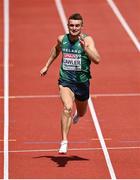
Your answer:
[40,13,100,154]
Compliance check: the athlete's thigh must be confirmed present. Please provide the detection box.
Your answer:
[75,99,88,116]
[59,85,74,108]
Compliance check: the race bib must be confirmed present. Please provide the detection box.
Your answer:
[63,53,81,71]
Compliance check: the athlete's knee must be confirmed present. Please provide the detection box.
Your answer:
[63,106,72,117]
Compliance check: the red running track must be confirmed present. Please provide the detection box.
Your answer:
[1,0,140,179]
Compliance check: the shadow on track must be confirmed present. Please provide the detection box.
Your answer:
[33,155,89,167]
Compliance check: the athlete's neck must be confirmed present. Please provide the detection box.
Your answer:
[69,34,79,43]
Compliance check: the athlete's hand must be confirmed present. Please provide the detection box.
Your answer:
[40,66,48,76]
[78,34,88,50]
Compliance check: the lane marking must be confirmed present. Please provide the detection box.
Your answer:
[23,138,111,144]
[1,145,140,153]
[1,93,140,100]
[88,97,116,179]
[120,140,140,143]
[106,0,140,52]
[23,141,87,144]
[3,0,10,179]
[0,63,14,67]
[55,0,68,33]
[0,139,16,142]
[91,138,112,141]
[54,0,116,179]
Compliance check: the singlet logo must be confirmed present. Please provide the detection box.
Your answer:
[63,53,81,71]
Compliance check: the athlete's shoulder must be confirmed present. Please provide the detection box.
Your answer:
[82,33,93,39]
[57,34,65,43]
[83,34,95,45]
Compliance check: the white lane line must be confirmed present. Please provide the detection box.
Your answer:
[92,93,140,97]
[106,0,140,52]
[88,97,116,179]
[55,0,68,33]
[1,145,140,153]
[0,139,16,142]
[3,0,10,179]
[1,93,140,99]
[54,0,116,179]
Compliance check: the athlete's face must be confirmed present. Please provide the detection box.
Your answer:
[68,19,83,37]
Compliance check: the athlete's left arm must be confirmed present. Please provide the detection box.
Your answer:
[79,35,100,64]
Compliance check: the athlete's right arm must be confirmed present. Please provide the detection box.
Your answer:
[40,35,64,76]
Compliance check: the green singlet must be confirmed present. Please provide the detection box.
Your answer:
[59,34,91,83]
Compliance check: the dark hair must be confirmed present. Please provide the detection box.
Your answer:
[68,13,83,24]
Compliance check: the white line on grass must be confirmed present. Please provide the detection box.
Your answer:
[54,0,116,179]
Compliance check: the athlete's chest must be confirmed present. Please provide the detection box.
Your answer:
[61,40,83,54]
